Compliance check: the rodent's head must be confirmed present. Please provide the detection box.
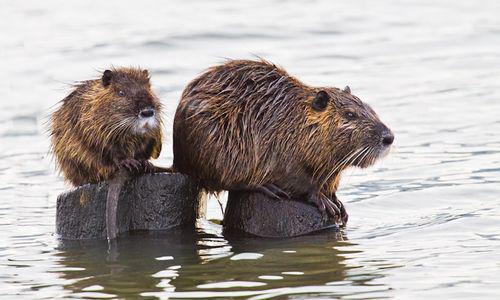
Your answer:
[98,68,162,136]
[306,86,394,173]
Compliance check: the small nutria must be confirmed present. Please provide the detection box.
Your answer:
[173,59,394,225]
[50,67,166,238]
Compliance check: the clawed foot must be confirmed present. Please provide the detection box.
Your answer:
[119,159,170,175]
[238,183,290,200]
[119,158,143,173]
[331,194,348,225]
[258,184,290,200]
[259,183,290,200]
[308,191,348,226]
[141,161,157,174]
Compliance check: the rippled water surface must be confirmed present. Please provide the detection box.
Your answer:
[1,0,500,298]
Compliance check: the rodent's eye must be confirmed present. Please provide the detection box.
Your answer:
[118,90,125,97]
[345,111,357,120]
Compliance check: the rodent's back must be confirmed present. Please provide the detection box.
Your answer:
[51,68,163,186]
[51,81,111,185]
[174,60,315,192]
[174,59,393,199]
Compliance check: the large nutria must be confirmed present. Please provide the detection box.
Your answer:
[173,59,394,225]
[50,67,166,238]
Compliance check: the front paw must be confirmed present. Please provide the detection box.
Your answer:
[331,193,348,226]
[141,160,163,174]
[118,158,142,174]
[308,191,346,225]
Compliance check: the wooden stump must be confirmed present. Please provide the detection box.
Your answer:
[223,191,339,238]
[56,172,338,239]
[56,173,205,240]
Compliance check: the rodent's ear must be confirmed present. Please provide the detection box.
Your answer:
[102,70,113,87]
[142,69,149,77]
[343,85,351,94]
[312,90,329,111]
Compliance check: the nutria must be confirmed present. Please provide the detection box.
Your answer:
[50,67,166,238]
[173,59,394,225]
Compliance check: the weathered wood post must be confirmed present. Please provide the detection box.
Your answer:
[56,173,337,239]
[56,173,205,240]
[223,191,339,237]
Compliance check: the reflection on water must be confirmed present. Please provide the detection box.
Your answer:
[1,0,500,298]
[55,230,390,299]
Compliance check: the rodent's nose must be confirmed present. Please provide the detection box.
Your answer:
[382,131,394,145]
[139,108,155,118]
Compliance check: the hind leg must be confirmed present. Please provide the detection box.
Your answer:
[119,158,142,173]
[308,190,346,225]
[141,161,172,174]
[236,183,290,200]
[119,159,171,175]
[330,193,348,226]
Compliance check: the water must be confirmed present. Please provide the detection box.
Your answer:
[1,0,500,298]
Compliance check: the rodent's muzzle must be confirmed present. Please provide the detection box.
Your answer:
[376,123,394,147]
[135,107,158,135]
[372,124,394,163]
[381,129,394,146]
[139,108,155,118]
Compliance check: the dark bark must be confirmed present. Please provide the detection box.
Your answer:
[56,173,204,240]
[56,173,338,239]
[223,190,339,238]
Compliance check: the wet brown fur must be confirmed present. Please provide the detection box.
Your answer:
[173,59,391,201]
[50,67,163,186]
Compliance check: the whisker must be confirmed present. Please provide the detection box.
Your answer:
[321,148,360,182]
[319,147,367,190]
[332,146,369,177]
[99,117,135,158]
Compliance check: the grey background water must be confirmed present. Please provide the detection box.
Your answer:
[1,0,500,298]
